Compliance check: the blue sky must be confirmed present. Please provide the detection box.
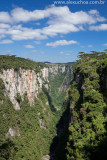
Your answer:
[0,0,107,63]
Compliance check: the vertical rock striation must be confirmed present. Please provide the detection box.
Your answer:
[0,68,48,110]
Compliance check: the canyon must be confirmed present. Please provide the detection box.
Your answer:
[0,53,107,160]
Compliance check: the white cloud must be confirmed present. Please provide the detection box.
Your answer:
[10,7,106,25]
[0,39,13,44]
[88,45,93,47]
[46,40,78,47]
[0,6,106,42]
[0,12,11,23]
[24,45,34,48]
[0,23,10,28]
[41,23,79,37]
[89,24,107,31]
[103,43,107,46]
[6,25,48,40]
[11,7,47,22]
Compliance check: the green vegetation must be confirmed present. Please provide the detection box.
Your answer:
[49,71,66,108]
[0,55,46,72]
[0,56,74,160]
[48,63,74,109]
[2,52,106,160]
[0,86,60,160]
[66,51,107,160]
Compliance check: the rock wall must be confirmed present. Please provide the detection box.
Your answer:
[0,68,48,110]
[0,63,74,110]
[48,64,73,82]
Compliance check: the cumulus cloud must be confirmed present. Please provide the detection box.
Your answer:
[24,45,34,48]
[0,39,13,44]
[11,7,48,22]
[0,12,11,23]
[0,6,106,42]
[5,25,47,40]
[41,23,79,37]
[10,7,106,24]
[46,40,78,47]
[89,24,107,31]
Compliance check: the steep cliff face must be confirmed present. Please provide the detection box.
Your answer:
[0,68,48,110]
[0,63,73,110]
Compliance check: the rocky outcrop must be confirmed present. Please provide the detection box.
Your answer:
[0,68,48,110]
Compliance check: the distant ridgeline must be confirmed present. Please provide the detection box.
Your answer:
[64,51,107,160]
[0,55,74,160]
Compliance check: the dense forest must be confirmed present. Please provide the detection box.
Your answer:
[0,55,46,72]
[0,86,60,160]
[65,51,107,160]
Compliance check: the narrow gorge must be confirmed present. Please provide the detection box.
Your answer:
[0,52,107,160]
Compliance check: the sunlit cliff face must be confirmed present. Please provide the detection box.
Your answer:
[0,68,49,110]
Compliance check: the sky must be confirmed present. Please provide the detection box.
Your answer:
[0,0,107,63]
